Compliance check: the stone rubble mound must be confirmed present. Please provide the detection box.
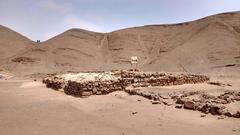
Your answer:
[126,88,240,118]
[43,70,209,97]
[175,91,240,118]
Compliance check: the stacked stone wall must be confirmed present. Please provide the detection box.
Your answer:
[43,71,210,97]
[120,71,209,87]
[64,79,124,97]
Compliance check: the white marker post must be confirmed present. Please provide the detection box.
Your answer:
[131,56,138,71]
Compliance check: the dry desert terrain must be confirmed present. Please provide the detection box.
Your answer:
[0,11,240,135]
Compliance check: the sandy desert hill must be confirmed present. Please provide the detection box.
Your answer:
[107,11,240,75]
[0,25,34,66]
[0,11,240,77]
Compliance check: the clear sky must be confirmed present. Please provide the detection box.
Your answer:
[0,0,240,41]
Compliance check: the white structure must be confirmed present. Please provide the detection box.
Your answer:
[131,56,138,70]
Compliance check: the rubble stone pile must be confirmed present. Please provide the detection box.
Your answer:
[125,88,240,118]
[42,71,209,97]
[176,91,240,118]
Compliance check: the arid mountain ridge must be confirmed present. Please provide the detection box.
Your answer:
[0,11,240,77]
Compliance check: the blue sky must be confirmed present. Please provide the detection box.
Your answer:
[0,0,240,41]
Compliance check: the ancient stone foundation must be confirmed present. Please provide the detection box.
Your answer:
[42,71,240,118]
[64,79,124,97]
[42,71,209,97]
[120,71,209,87]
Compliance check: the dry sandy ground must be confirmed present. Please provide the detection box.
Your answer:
[0,79,240,135]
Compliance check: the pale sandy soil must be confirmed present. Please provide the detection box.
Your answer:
[0,79,240,135]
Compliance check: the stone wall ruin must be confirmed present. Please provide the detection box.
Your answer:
[42,71,209,97]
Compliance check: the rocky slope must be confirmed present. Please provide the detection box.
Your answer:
[107,12,240,75]
[0,11,240,77]
[0,25,34,66]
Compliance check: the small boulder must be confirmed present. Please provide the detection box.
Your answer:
[199,104,210,114]
[96,91,102,95]
[224,112,232,117]
[162,99,173,106]
[209,105,221,115]
[176,98,184,104]
[233,96,240,101]
[92,88,98,94]
[232,111,240,118]
[175,104,183,109]
[217,116,225,120]
[159,94,170,99]
[184,100,195,110]
[81,91,92,97]
[151,101,161,104]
